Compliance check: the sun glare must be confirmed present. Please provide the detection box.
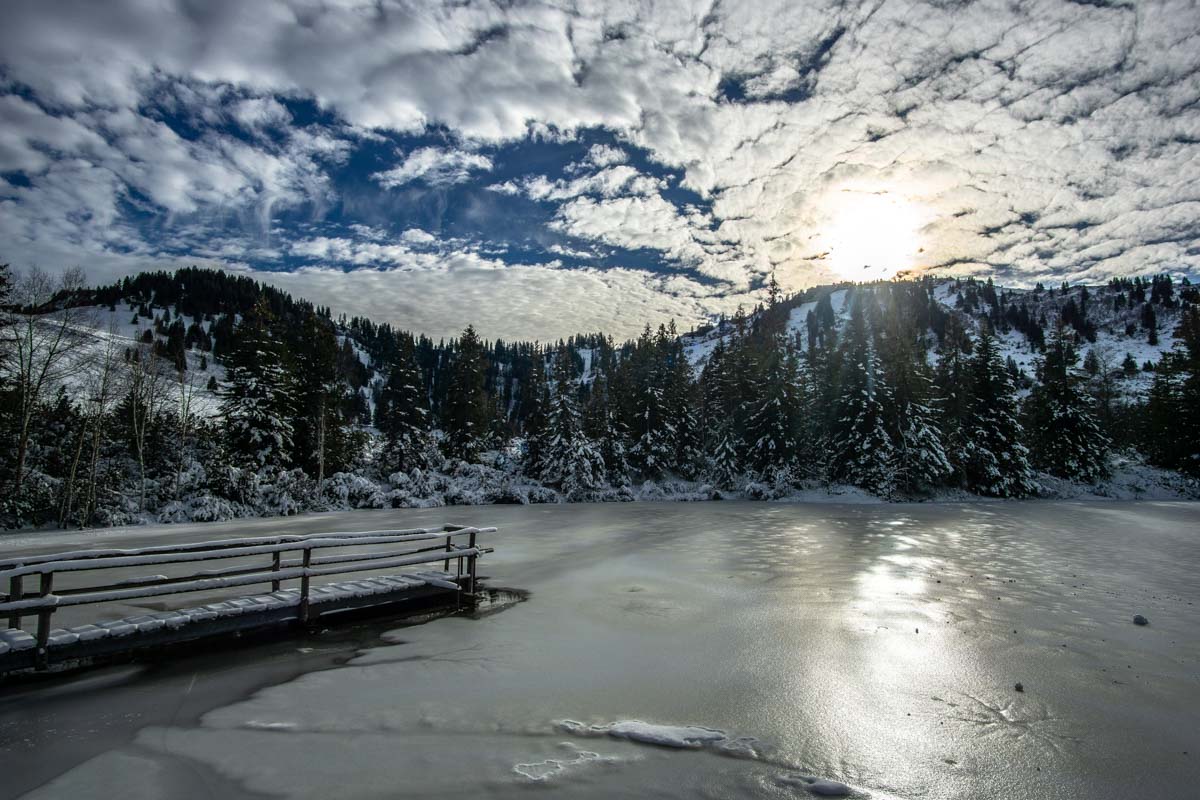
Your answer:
[823,190,925,281]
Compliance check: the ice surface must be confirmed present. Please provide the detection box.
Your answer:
[9,502,1200,800]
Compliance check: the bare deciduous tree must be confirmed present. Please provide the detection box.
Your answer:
[173,364,199,500]
[0,266,89,495]
[126,336,170,513]
[60,320,122,527]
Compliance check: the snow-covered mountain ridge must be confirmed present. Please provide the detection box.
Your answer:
[683,276,1190,403]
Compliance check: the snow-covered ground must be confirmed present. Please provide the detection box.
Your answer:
[61,304,227,417]
[4,500,1199,799]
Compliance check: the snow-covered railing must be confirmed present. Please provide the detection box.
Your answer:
[0,524,496,669]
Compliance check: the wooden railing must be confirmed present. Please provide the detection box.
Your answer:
[0,524,496,669]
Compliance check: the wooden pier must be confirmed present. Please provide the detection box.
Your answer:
[0,524,496,675]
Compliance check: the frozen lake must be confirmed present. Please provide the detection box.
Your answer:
[3,501,1199,799]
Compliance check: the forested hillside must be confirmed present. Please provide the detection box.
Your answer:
[2,265,1197,529]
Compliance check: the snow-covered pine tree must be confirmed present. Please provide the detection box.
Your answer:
[698,338,728,454]
[801,323,840,479]
[1145,307,1200,475]
[697,338,744,487]
[724,308,758,442]
[744,333,802,477]
[294,312,350,488]
[661,322,702,477]
[377,333,430,475]
[443,324,489,461]
[540,346,605,495]
[221,298,296,469]
[585,372,631,486]
[625,325,675,478]
[629,381,673,478]
[962,325,1035,496]
[1024,322,1110,482]
[828,297,895,497]
[707,429,743,489]
[933,314,973,486]
[521,345,551,476]
[881,303,950,495]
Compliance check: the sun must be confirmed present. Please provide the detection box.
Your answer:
[822,190,925,281]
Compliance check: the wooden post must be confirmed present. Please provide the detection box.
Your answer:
[466,530,477,598]
[7,575,22,630]
[298,547,312,624]
[34,572,53,671]
[271,550,282,592]
[443,535,452,572]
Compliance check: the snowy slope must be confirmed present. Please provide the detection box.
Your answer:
[61,304,227,417]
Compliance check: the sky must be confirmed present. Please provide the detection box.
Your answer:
[2,0,1199,341]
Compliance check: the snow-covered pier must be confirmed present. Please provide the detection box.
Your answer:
[0,524,496,674]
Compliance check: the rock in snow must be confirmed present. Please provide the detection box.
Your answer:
[1133,614,1149,626]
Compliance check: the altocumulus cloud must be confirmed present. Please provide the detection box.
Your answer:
[1,0,1199,339]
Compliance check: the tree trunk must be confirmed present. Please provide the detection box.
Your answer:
[58,423,88,528]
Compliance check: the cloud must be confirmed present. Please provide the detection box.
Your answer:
[288,233,502,272]
[1,0,1199,340]
[580,144,628,169]
[250,262,730,342]
[522,165,665,201]
[400,227,437,245]
[372,147,494,189]
[230,97,292,132]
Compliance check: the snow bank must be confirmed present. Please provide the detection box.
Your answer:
[558,719,727,749]
[554,718,856,794]
[9,447,1195,532]
[555,719,770,760]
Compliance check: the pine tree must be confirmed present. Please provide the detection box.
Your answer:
[1025,323,1110,482]
[293,313,350,488]
[1144,308,1200,474]
[828,299,895,496]
[882,303,950,495]
[698,340,729,455]
[722,308,759,462]
[586,372,631,486]
[934,315,973,486]
[540,346,605,495]
[443,325,488,461]
[962,326,1035,496]
[629,380,673,478]
[744,333,802,476]
[220,298,296,469]
[626,326,675,478]
[802,324,840,478]
[708,430,743,489]
[521,346,551,476]
[661,322,701,477]
[376,334,430,475]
